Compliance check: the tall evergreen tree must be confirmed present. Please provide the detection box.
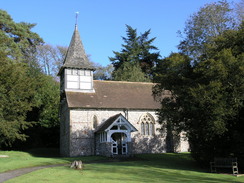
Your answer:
[110,25,160,81]
[113,61,150,82]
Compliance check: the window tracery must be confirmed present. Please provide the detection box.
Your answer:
[93,115,98,129]
[140,113,155,136]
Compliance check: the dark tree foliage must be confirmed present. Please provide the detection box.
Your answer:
[0,10,60,149]
[153,23,244,166]
[0,9,43,63]
[0,10,43,148]
[110,25,161,81]
[0,54,35,147]
[13,75,60,149]
[113,61,150,82]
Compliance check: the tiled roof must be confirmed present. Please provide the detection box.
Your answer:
[66,80,168,110]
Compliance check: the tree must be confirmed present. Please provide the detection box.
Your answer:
[154,23,244,165]
[36,44,114,81]
[178,0,239,60]
[113,61,150,82]
[20,74,60,148]
[0,54,36,147]
[93,63,113,80]
[153,53,193,152]
[0,10,43,64]
[0,10,44,147]
[235,0,244,24]
[36,44,67,78]
[110,25,161,81]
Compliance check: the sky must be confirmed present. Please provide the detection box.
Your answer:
[1,0,240,66]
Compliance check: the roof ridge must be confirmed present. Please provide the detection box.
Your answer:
[93,80,155,85]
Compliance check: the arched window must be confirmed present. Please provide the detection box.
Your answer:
[140,113,155,136]
[141,122,145,135]
[93,115,98,129]
[149,122,155,136]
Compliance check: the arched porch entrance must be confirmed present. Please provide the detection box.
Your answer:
[111,132,127,155]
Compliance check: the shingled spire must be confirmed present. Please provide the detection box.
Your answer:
[59,25,95,73]
[58,24,95,93]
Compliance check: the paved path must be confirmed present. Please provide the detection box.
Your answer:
[0,164,68,183]
[0,158,127,182]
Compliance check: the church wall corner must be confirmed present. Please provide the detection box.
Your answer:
[60,100,71,157]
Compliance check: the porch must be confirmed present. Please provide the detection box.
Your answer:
[94,114,137,157]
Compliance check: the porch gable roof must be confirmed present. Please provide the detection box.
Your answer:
[95,113,137,133]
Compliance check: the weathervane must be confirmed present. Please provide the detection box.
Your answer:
[75,11,79,26]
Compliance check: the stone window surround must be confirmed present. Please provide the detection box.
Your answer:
[140,113,155,136]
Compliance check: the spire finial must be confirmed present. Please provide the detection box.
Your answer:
[75,11,79,28]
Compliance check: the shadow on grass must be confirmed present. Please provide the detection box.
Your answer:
[135,153,204,172]
[24,148,242,181]
[84,155,242,183]
[3,149,242,183]
[88,166,237,183]
[24,148,108,163]
[25,148,60,157]
[25,149,202,172]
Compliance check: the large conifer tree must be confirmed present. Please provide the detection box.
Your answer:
[110,25,160,81]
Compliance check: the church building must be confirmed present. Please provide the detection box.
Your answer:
[58,25,189,157]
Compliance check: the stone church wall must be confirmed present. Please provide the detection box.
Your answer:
[67,108,190,156]
[69,111,95,156]
[95,134,111,156]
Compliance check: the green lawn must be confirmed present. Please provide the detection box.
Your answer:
[0,148,106,173]
[1,150,244,183]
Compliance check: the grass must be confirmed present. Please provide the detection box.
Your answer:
[0,148,107,173]
[1,150,244,183]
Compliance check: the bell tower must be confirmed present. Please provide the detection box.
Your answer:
[58,24,95,95]
[58,22,96,156]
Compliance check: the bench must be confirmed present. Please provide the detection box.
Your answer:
[210,157,238,175]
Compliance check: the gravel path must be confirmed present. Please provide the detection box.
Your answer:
[0,164,68,183]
